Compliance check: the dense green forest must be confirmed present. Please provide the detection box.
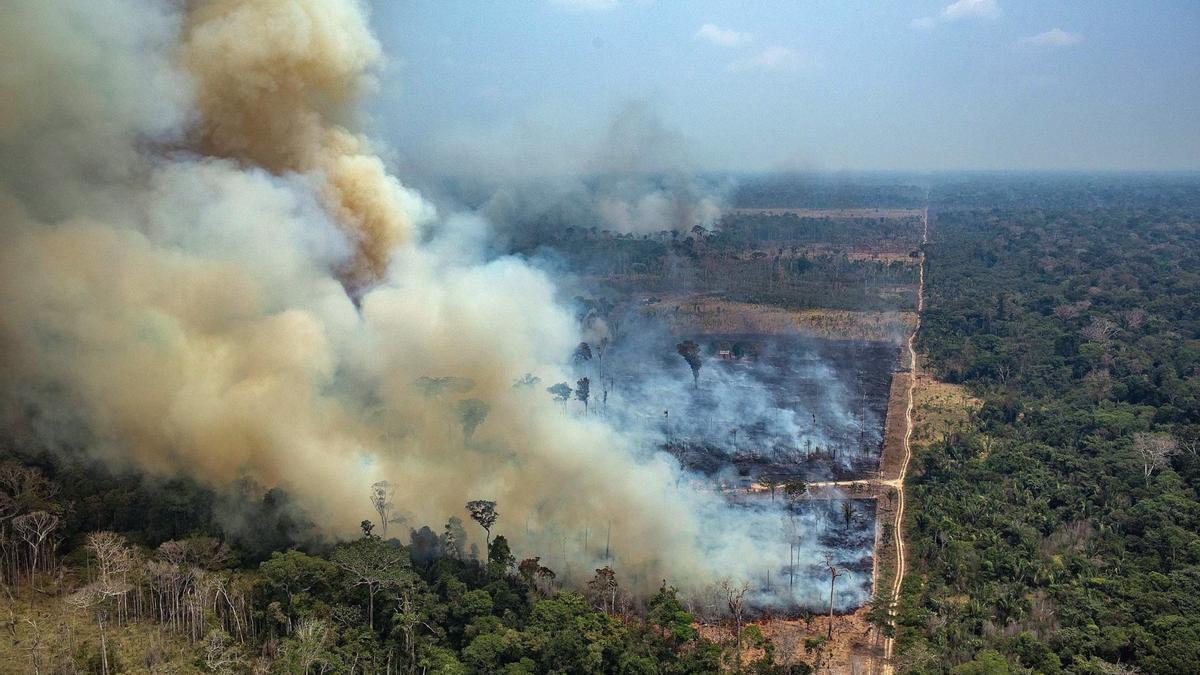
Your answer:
[0,446,804,673]
[897,194,1200,673]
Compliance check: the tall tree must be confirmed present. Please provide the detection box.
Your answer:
[822,552,843,639]
[719,578,750,670]
[588,566,619,615]
[12,510,58,586]
[576,377,591,415]
[330,537,409,631]
[465,500,499,549]
[370,481,394,538]
[69,532,135,675]
[547,382,572,411]
[456,398,490,440]
[676,340,703,387]
[573,342,593,367]
[1132,432,1178,486]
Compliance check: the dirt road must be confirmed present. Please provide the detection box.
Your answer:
[880,207,928,673]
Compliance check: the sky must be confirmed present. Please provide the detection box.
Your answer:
[366,0,1200,174]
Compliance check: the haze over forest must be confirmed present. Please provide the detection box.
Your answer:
[0,1,1197,674]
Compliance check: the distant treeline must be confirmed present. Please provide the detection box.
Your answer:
[730,174,926,209]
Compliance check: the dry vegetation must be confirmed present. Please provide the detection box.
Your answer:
[728,209,923,220]
[641,297,915,343]
[1,589,200,674]
[909,368,982,450]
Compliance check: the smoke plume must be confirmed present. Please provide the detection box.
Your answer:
[0,0,869,609]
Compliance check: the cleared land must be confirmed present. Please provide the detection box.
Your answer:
[729,208,924,220]
[640,297,916,343]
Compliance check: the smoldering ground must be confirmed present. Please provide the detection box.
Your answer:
[0,0,875,612]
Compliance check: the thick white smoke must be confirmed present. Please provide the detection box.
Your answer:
[0,0,868,607]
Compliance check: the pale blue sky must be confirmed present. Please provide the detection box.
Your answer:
[367,1,1200,173]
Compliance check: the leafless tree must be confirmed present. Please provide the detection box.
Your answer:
[1081,316,1117,342]
[70,532,135,675]
[719,578,751,670]
[1133,432,1178,486]
[12,510,58,586]
[370,481,394,538]
[202,629,239,674]
[596,336,609,383]
[822,552,844,639]
[1119,308,1147,330]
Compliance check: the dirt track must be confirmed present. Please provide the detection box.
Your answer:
[880,207,928,673]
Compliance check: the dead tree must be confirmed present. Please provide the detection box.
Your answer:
[370,481,395,538]
[719,578,751,670]
[12,510,58,587]
[823,552,843,639]
[1080,316,1117,342]
[70,532,135,675]
[1133,432,1178,486]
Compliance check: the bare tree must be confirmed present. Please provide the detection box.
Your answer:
[370,481,394,538]
[719,578,750,670]
[465,500,499,549]
[1119,308,1147,330]
[12,510,58,586]
[1081,316,1117,342]
[596,336,609,383]
[822,552,844,639]
[69,532,135,675]
[1133,432,1178,486]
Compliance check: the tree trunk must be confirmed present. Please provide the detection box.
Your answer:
[99,616,109,675]
[828,574,836,639]
[368,587,376,631]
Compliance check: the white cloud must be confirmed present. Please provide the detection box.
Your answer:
[1019,28,1083,47]
[726,46,803,73]
[911,0,1001,29]
[694,23,752,48]
[549,0,618,11]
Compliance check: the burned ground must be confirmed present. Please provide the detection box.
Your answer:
[604,334,898,485]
